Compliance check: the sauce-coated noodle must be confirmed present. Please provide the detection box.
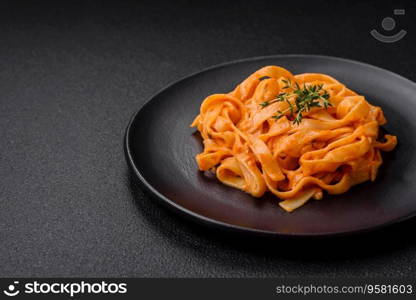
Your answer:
[191,66,397,212]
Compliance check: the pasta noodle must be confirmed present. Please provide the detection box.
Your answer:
[191,66,397,212]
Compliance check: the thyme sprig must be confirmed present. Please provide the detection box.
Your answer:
[259,79,332,125]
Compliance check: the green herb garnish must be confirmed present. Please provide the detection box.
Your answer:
[260,79,332,125]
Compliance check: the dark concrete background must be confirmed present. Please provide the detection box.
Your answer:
[1,0,416,277]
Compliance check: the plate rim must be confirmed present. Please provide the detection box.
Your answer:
[124,54,416,238]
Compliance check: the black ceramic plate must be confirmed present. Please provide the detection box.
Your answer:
[125,55,416,237]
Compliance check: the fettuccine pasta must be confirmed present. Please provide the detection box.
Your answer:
[191,66,397,212]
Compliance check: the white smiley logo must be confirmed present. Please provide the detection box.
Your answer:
[371,9,407,43]
[3,281,20,297]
